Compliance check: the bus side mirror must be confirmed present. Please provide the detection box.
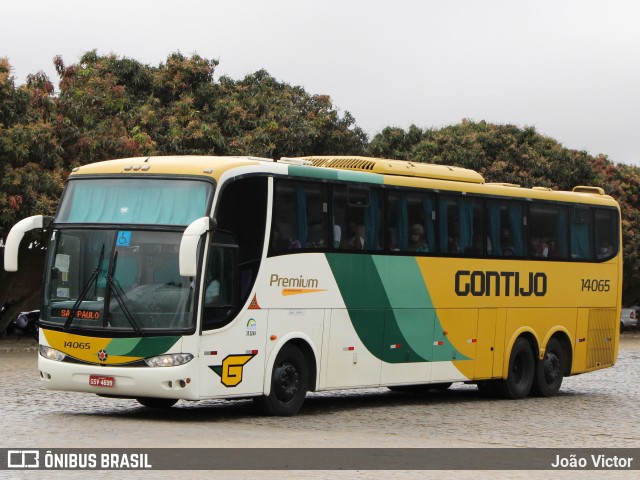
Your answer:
[4,215,52,272]
[179,216,215,277]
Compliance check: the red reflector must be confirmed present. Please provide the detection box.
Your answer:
[348,346,354,351]
[251,350,258,355]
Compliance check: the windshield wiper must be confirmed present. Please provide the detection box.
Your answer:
[104,252,143,335]
[64,245,104,331]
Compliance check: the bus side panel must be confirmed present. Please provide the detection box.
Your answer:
[475,308,497,380]
[434,309,477,383]
[380,309,435,386]
[325,309,382,388]
[198,310,269,399]
[572,308,590,373]
[264,308,325,380]
[492,309,507,378]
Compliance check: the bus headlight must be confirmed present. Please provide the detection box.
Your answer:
[39,345,66,362]
[145,353,194,367]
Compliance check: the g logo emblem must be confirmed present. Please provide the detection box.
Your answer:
[210,354,256,387]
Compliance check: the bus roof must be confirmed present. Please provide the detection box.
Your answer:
[68,155,617,207]
[69,155,266,178]
[295,156,485,184]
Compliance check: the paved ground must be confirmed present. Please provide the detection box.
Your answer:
[1,333,638,479]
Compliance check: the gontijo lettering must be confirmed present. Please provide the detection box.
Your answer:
[455,270,547,297]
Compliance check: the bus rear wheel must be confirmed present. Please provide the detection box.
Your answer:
[531,337,565,397]
[496,337,534,399]
[254,344,308,416]
[136,397,178,408]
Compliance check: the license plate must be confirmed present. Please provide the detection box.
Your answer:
[89,375,115,387]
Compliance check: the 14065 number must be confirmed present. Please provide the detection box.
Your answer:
[581,278,610,292]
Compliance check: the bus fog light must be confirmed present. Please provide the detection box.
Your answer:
[144,353,194,367]
[39,345,66,362]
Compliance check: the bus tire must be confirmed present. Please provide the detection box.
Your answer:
[254,344,308,416]
[496,337,534,399]
[136,397,178,408]
[531,337,564,397]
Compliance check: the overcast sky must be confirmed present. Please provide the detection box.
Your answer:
[3,0,640,164]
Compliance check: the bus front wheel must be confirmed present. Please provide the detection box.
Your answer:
[497,337,534,399]
[254,344,308,416]
[531,337,565,397]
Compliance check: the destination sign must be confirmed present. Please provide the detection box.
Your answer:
[52,309,102,320]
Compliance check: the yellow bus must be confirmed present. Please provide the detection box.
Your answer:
[4,155,621,415]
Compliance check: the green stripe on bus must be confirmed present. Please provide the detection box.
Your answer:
[103,337,142,356]
[107,336,181,358]
[326,254,468,363]
[288,165,384,184]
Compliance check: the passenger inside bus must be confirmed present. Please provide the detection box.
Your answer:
[408,224,429,252]
[342,221,364,250]
[500,227,514,256]
[546,239,561,258]
[598,241,612,259]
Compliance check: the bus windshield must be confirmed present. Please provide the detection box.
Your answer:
[57,178,212,226]
[41,229,195,334]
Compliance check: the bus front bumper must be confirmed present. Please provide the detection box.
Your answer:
[38,355,200,401]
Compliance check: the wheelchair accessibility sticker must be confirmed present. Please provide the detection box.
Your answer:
[117,231,131,247]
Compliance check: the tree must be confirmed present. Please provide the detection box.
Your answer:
[214,69,367,158]
[0,58,64,240]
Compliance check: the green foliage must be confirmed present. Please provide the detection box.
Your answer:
[215,70,367,157]
[370,120,595,190]
[1,60,64,237]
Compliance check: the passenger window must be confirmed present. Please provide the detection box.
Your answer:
[439,196,483,256]
[529,204,569,259]
[388,191,436,253]
[571,207,593,260]
[595,208,618,260]
[270,180,329,254]
[487,201,526,257]
[333,185,383,251]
